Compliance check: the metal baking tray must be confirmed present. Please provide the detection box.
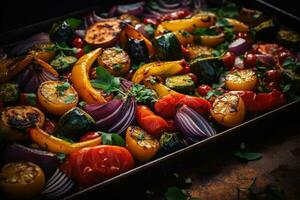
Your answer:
[1,1,299,199]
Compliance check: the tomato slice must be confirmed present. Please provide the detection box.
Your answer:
[0,162,45,199]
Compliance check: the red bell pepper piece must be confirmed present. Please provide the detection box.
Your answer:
[136,105,169,137]
[160,10,192,21]
[233,90,285,113]
[154,93,211,118]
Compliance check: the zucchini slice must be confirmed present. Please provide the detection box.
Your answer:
[165,75,195,94]
[50,55,77,72]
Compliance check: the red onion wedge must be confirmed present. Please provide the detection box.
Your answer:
[1,143,58,178]
[175,105,216,142]
[84,99,123,120]
[40,169,74,200]
[228,38,249,56]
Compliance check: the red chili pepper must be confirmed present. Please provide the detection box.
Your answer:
[80,131,101,142]
[154,93,211,118]
[136,105,169,137]
[42,119,56,135]
[233,90,285,113]
[161,10,191,21]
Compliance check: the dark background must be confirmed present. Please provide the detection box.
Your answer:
[0,0,299,34]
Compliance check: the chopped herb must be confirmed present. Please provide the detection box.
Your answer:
[65,18,82,29]
[83,45,92,53]
[55,82,70,96]
[90,67,121,94]
[216,18,233,28]
[101,132,125,147]
[132,62,145,70]
[56,134,75,143]
[233,71,242,79]
[56,153,67,163]
[113,64,122,71]
[131,84,158,104]
[180,30,190,37]
[193,28,219,36]
[46,42,78,55]
[144,24,155,38]
[205,89,224,99]
[113,47,123,53]
[282,57,300,72]
[25,93,37,105]
[64,94,75,104]
[78,101,87,107]
[282,84,292,93]
[136,131,145,141]
[212,82,225,89]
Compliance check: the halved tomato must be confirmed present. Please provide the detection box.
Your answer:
[225,69,257,91]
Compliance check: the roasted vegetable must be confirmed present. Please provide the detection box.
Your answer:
[173,30,194,46]
[37,81,79,115]
[211,93,245,127]
[165,74,195,94]
[71,48,108,104]
[0,106,45,141]
[50,55,77,72]
[187,45,213,59]
[225,18,249,32]
[55,107,95,139]
[152,32,183,61]
[254,19,279,42]
[84,20,122,47]
[126,126,160,162]
[225,69,257,91]
[160,13,216,32]
[60,145,134,187]
[144,77,178,98]
[190,57,223,84]
[0,83,19,104]
[277,29,300,49]
[29,127,101,154]
[97,47,131,76]
[0,162,46,199]
[136,105,169,137]
[0,55,33,83]
[28,43,56,62]
[131,60,184,83]
[127,38,150,63]
[238,8,265,26]
[50,21,74,44]
[159,132,186,155]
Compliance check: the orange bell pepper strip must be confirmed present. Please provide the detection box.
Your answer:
[225,18,249,32]
[34,57,59,77]
[29,127,101,154]
[120,24,154,57]
[200,32,225,47]
[0,55,33,83]
[71,48,107,104]
[131,60,184,84]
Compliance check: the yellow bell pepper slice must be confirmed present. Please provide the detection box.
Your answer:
[200,33,225,47]
[225,18,249,32]
[29,127,101,154]
[131,60,184,84]
[161,14,216,32]
[71,48,107,104]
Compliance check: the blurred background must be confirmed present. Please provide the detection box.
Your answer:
[0,0,298,34]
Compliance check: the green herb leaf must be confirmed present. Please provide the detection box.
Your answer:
[131,84,158,104]
[164,187,187,200]
[65,18,82,29]
[101,132,125,146]
[212,82,225,89]
[91,67,120,94]
[55,82,70,96]
[193,28,219,36]
[144,24,155,38]
[282,84,292,93]
[56,153,67,163]
[64,94,76,104]
[78,101,87,107]
[132,62,145,70]
[233,151,262,161]
[205,89,224,100]
[25,93,37,105]
[83,45,92,53]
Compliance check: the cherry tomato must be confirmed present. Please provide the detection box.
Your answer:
[235,32,253,43]
[125,69,136,80]
[181,45,190,58]
[126,126,159,162]
[75,48,84,58]
[244,53,257,68]
[266,82,281,91]
[42,118,56,134]
[80,131,101,142]
[197,84,212,97]
[211,93,245,127]
[0,162,45,199]
[136,105,169,137]
[72,37,85,48]
[179,64,191,74]
[187,73,198,85]
[265,70,282,83]
[60,145,134,187]
[161,10,191,21]
[223,51,236,68]
[143,18,158,26]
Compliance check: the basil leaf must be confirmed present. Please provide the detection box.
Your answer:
[83,45,92,53]
[91,67,121,94]
[65,18,82,29]
[25,93,37,105]
[233,151,262,161]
